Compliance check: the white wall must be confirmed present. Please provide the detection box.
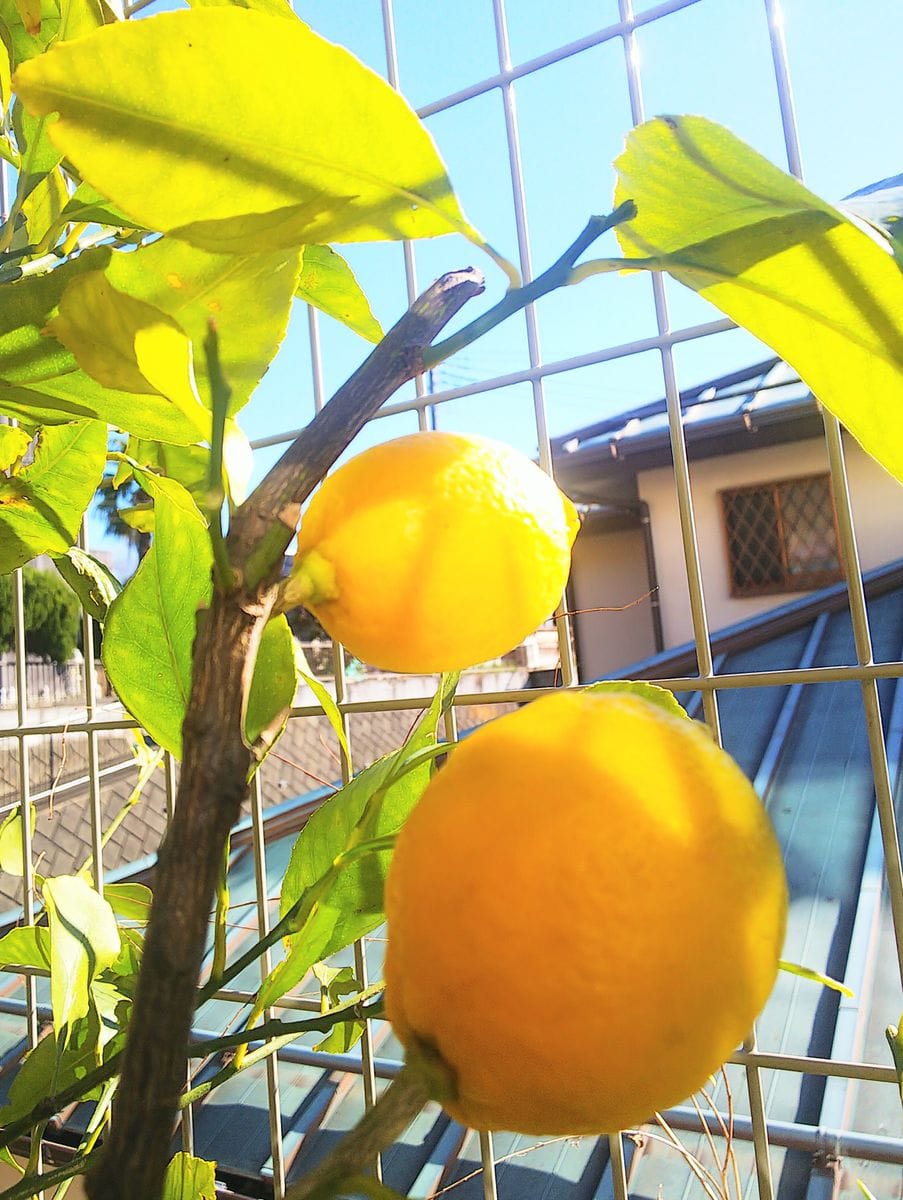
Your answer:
[570,523,657,681]
[639,434,903,649]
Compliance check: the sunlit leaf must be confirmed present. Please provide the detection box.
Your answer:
[103,881,153,924]
[20,162,66,246]
[0,0,58,68]
[0,424,30,470]
[0,1016,108,1125]
[161,1153,217,1200]
[12,8,482,253]
[296,644,349,763]
[255,676,457,1013]
[594,115,903,484]
[103,472,212,757]
[11,95,62,201]
[60,180,134,228]
[43,874,120,1043]
[886,1014,903,1110]
[778,958,853,997]
[0,28,12,114]
[311,963,365,1054]
[584,679,687,720]
[222,417,252,505]
[0,801,35,874]
[52,545,121,624]
[244,613,296,747]
[59,0,116,41]
[14,0,42,36]
[106,237,301,415]
[0,923,50,968]
[0,251,214,443]
[296,244,383,343]
[0,418,106,574]
[186,0,293,17]
[47,272,209,439]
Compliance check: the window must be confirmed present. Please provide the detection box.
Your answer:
[720,474,843,597]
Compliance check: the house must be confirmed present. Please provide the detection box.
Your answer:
[552,358,903,682]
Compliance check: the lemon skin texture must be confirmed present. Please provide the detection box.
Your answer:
[287,431,579,673]
[384,690,788,1135]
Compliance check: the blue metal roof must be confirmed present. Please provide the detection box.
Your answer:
[551,358,811,461]
[1,568,902,1198]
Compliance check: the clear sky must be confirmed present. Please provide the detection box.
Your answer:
[92,0,902,568]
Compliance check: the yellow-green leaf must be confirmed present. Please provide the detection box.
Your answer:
[296,244,383,343]
[0,0,60,68]
[47,272,209,440]
[0,418,106,574]
[0,801,34,874]
[600,116,903,485]
[162,1153,216,1200]
[0,424,30,470]
[102,471,212,758]
[20,161,66,245]
[12,8,482,253]
[13,0,40,38]
[53,545,121,623]
[105,236,301,414]
[584,679,688,720]
[187,0,293,17]
[43,874,120,1043]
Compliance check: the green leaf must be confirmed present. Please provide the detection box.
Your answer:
[104,237,302,416]
[584,679,688,720]
[102,472,212,758]
[0,1017,106,1126]
[0,424,30,470]
[0,801,35,874]
[0,250,214,444]
[778,958,853,997]
[186,0,293,17]
[43,874,120,1042]
[856,1182,879,1200]
[161,1153,217,1200]
[103,882,152,925]
[255,675,458,1014]
[296,245,383,343]
[0,0,59,71]
[887,1017,903,1113]
[603,115,903,485]
[20,162,66,245]
[311,963,365,1054]
[47,272,209,439]
[244,613,296,747]
[12,8,481,253]
[0,924,50,969]
[60,180,134,228]
[297,656,350,765]
[52,546,121,624]
[0,419,106,575]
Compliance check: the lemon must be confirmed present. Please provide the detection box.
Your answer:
[384,689,788,1135]
[283,431,579,673]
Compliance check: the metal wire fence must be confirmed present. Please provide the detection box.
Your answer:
[1,1,901,1197]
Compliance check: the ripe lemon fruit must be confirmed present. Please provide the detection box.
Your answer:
[283,431,579,673]
[384,689,788,1135]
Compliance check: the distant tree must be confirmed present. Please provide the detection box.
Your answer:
[0,568,81,665]
[94,471,152,562]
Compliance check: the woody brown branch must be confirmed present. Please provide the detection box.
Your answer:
[86,267,485,1200]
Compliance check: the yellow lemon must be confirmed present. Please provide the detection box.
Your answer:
[385,689,788,1135]
[284,431,579,673]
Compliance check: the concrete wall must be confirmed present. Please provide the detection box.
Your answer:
[569,523,657,681]
[638,434,903,649]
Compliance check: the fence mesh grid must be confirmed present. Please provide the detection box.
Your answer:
[1,1,901,1197]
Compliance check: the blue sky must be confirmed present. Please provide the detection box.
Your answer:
[94,0,902,566]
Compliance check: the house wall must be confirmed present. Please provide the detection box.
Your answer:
[569,523,657,681]
[639,434,903,650]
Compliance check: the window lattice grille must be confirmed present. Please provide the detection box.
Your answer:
[721,474,843,597]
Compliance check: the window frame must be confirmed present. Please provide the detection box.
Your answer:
[719,472,844,599]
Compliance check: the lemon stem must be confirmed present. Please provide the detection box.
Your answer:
[284,1065,430,1200]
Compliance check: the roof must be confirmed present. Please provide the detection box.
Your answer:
[1,568,901,1198]
[552,357,823,507]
